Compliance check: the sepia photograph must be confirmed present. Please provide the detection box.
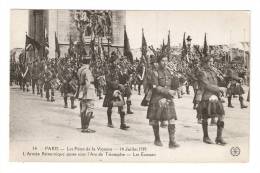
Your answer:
[9,10,250,162]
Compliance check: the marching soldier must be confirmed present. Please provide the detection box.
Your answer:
[21,62,30,92]
[119,68,134,114]
[136,60,146,95]
[197,56,226,145]
[43,63,55,102]
[147,56,179,148]
[226,65,247,109]
[61,63,77,109]
[31,60,40,94]
[38,59,46,98]
[141,55,158,107]
[103,51,130,130]
[77,56,96,133]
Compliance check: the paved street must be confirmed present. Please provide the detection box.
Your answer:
[10,85,249,162]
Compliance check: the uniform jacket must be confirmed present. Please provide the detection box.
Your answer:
[198,66,222,101]
[77,64,96,100]
[150,66,178,104]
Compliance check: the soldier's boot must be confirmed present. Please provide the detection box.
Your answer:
[168,124,180,148]
[247,93,250,102]
[107,109,114,128]
[80,112,86,131]
[239,96,248,109]
[64,97,68,108]
[126,101,134,114]
[37,86,40,95]
[32,85,35,94]
[202,119,214,144]
[70,97,77,109]
[215,120,227,145]
[152,125,163,146]
[51,90,55,102]
[186,85,190,95]
[40,89,43,97]
[120,112,130,130]
[82,112,95,133]
[210,117,217,126]
[46,92,50,101]
[227,96,234,108]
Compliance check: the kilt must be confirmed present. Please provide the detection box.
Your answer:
[102,91,125,107]
[147,99,177,121]
[44,81,51,91]
[227,83,245,96]
[197,100,225,119]
[63,82,76,97]
[38,78,44,88]
[123,85,132,97]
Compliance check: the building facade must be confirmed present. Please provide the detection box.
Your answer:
[28,10,126,60]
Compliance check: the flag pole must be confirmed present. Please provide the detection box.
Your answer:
[24,32,27,64]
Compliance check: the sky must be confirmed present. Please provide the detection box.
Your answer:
[10,10,250,49]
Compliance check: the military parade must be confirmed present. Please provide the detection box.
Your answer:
[10,10,250,152]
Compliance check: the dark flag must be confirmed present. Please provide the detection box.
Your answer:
[25,35,41,50]
[166,30,171,58]
[181,32,187,59]
[203,33,208,56]
[55,32,60,58]
[141,28,147,57]
[124,26,133,64]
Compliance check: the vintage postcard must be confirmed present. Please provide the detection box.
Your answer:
[9,10,250,162]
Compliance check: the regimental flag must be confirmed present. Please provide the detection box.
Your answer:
[124,25,133,64]
[55,32,60,58]
[181,32,187,59]
[25,35,41,50]
[203,33,208,56]
[141,28,147,57]
[166,30,171,58]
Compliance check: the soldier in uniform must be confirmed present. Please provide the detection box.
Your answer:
[31,60,40,94]
[38,59,46,98]
[226,65,247,109]
[21,62,30,92]
[103,51,130,130]
[136,60,146,95]
[141,55,158,107]
[61,62,77,109]
[119,68,134,114]
[43,63,55,102]
[147,56,179,148]
[77,57,96,133]
[197,56,226,145]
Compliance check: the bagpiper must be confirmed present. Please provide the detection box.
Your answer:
[146,56,180,148]
[102,51,130,130]
[197,56,226,145]
[118,67,134,114]
[225,64,247,109]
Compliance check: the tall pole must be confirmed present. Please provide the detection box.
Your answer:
[24,32,27,64]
